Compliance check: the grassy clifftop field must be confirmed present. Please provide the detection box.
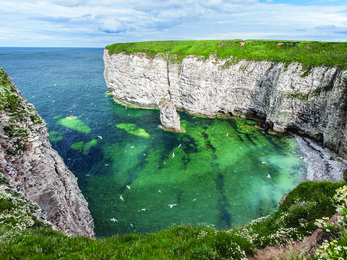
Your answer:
[106,40,347,70]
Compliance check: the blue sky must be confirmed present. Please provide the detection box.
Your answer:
[1,0,346,47]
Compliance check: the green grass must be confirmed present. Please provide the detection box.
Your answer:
[0,68,43,154]
[1,181,346,259]
[106,40,347,70]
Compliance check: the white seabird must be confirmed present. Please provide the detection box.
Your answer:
[130,224,133,227]
[98,136,102,139]
[131,146,134,148]
[172,153,175,159]
[126,185,130,190]
[168,204,177,208]
[120,195,124,201]
[262,162,266,164]
[226,133,228,137]
[178,144,181,148]
[158,190,161,193]
[111,218,117,222]
[267,174,271,178]
[141,208,146,211]
[193,198,197,201]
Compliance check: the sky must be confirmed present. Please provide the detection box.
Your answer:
[1,0,347,47]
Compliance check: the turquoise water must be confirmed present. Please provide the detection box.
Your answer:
[0,48,307,237]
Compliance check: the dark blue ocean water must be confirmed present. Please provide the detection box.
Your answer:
[0,48,306,237]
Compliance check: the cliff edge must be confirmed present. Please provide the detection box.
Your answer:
[103,42,347,159]
[0,68,94,237]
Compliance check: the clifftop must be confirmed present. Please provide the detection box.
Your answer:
[106,40,347,70]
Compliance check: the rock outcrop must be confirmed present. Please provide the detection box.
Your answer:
[0,69,94,237]
[104,49,347,159]
[159,97,181,132]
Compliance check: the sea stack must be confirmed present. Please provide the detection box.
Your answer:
[159,97,181,132]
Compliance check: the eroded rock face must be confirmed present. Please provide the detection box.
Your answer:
[104,50,347,159]
[0,69,94,237]
[159,97,181,132]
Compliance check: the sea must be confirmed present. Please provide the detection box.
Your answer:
[0,47,307,237]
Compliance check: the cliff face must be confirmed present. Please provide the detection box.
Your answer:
[104,49,347,159]
[0,69,94,237]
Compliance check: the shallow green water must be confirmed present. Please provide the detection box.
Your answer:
[0,48,307,238]
[77,104,306,236]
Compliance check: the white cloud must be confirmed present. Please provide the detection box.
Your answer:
[50,0,89,7]
[98,19,127,33]
[209,0,222,5]
[0,0,346,47]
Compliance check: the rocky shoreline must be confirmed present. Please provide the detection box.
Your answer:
[295,136,347,182]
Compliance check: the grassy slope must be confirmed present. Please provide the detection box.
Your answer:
[106,40,347,70]
[1,181,345,259]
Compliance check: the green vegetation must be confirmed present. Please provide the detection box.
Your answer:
[0,173,44,235]
[283,92,308,101]
[116,123,150,138]
[1,181,347,259]
[0,68,23,113]
[71,139,98,155]
[106,40,347,70]
[47,131,63,142]
[0,68,43,154]
[57,116,91,134]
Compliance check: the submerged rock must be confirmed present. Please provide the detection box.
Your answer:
[159,97,181,132]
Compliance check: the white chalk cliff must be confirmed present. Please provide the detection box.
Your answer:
[103,49,347,159]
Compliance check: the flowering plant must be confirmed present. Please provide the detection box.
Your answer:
[314,185,347,259]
